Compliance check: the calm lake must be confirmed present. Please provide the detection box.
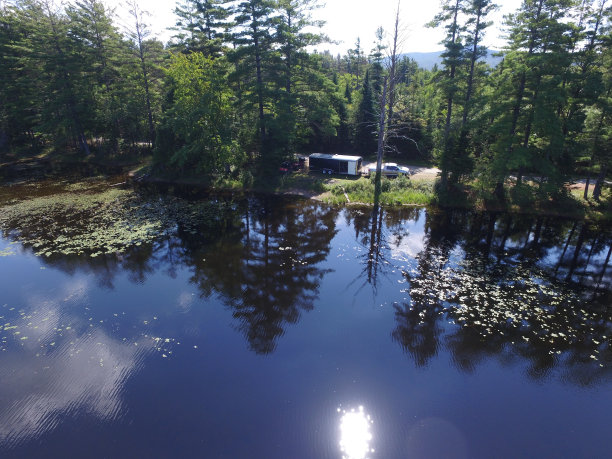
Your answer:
[1,179,611,458]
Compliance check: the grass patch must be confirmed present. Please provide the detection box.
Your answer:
[323,175,435,206]
[277,171,326,194]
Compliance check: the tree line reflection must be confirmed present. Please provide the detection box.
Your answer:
[6,192,340,355]
[2,187,611,383]
[354,208,612,386]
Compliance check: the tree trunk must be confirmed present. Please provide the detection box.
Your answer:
[498,0,544,196]
[250,6,266,145]
[593,165,607,201]
[440,0,461,189]
[461,5,483,128]
[386,2,401,132]
[566,223,588,281]
[374,78,388,206]
[596,243,612,289]
[555,221,577,275]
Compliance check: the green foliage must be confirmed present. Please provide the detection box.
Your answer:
[326,176,434,206]
[0,0,165,156]
[155,52,242,175]
[172,0,231,56]
[2,0,612,207]
[354,70,378,156]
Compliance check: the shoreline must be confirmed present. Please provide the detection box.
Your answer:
[1,155,610,221]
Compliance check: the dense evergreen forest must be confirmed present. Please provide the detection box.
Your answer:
[0,0,611,201]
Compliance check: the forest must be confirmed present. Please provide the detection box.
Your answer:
[0,0,611,204]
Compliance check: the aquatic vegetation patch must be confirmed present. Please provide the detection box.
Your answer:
[0,247,16,257]
[395,251,612,380]
[0,180,238,257]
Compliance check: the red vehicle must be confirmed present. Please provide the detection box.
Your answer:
[279,157,305,174]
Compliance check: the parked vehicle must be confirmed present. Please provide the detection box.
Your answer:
[279,156,306,174]
[367,163,411,177]
[308,153,363,176]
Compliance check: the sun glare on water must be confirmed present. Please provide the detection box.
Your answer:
[339,406,374,459]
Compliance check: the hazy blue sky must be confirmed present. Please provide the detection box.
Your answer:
[107,0,523,53]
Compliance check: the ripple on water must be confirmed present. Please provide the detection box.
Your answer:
[0,327,153,450]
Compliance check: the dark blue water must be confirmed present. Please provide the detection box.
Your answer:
[1,182,611,458]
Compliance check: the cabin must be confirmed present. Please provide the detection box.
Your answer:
[308,153,363,176]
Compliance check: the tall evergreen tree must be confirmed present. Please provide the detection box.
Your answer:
[37,0,93,154]
[126,0,159,147]
[486,0,575,197]
[270,0,336,158]
[230,0,276,151]
[453,0,496,182]
[428,0,466,188]
[66,0,125,151]
[354,69,378,155]
[0,1,45,150]
[172,0,231,56]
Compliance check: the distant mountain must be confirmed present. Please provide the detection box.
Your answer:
[403,49,503,70]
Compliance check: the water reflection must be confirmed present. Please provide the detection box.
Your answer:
[338,406,374,459]
[390,210,612,384]
[1,180,611,381]
[179,196,339,354]
[1,184,340,355]
[343,205,422,294]
[0,281,153,448]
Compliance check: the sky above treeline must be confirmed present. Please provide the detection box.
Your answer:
[104,0,524,54]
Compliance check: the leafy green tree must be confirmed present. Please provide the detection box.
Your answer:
[156,52,242,174]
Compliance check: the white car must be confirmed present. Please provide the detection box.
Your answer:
[367,163,411,177]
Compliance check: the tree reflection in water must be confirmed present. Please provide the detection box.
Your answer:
[392,209,612,385]
[2,187,339,355]
[3,180,611,378]
[184,196,339,354]
[344,201,421,295]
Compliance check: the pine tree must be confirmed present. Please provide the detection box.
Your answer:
[269,0,336,159]
[36,0,93,154]
[0,1,45,150]
[485,0,575,198]
[354,70,378,155]
[172,0,231,56]
[230,0,276,151]
[428,0,466,188]
[126,0,159,147]
[66,0,125,152]
[453,0,496,182]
